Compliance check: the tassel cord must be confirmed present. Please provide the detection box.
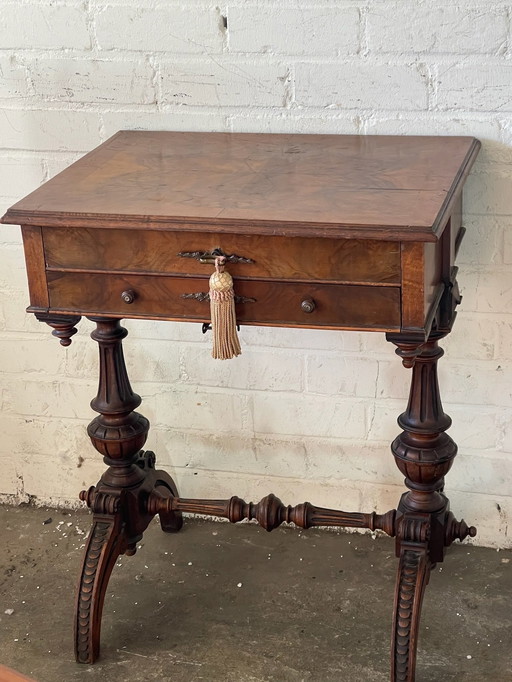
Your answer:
[209,256,242,360]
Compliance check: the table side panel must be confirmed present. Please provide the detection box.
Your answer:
[401,240,444,331]
[21,226,49,308]
[442,195,463,280]
[424,239,443,320]
[401,242,425,330]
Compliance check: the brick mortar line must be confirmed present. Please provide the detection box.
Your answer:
[0,105,510,124]
[1,103,510,117]
[5,50,512,64]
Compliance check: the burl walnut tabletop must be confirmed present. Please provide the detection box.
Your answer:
[4,131,478,239]
[1,132,481,682]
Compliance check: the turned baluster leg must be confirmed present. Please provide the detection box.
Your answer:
[386,330,475,682]
[75,317,182,664]
[75,317,147,663]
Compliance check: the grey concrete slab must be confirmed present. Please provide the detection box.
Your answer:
[0,505,510,682]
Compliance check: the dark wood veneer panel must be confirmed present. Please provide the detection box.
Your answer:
[47,272,400,330]
[43,227,401,285]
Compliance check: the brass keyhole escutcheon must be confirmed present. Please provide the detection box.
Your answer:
[177,248,254,265]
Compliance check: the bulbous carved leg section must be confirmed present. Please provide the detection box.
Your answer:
[392,546,431,682]
[88,413,149,461]
[74,513,125,664]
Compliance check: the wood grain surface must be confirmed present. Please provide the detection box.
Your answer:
[2,132,480,241]
[46,271,401,330]
[20,226,49,308]
[43,227,401,285]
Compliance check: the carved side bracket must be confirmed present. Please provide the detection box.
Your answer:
[434,266,462,334]
[147,491,397,536]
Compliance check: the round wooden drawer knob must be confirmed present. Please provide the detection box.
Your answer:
[301,298,316,313]
[121,290,136,304]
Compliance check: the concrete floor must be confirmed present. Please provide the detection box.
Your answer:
[0,505,510,682]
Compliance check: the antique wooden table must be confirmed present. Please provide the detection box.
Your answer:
[2,131,480,682]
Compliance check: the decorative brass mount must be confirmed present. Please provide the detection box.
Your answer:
[177,247,255,265]
[181,292,256,304]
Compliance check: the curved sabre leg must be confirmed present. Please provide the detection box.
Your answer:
[392,547,431,682]
[74,514,125,664]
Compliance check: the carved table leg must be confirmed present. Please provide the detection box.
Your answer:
[392,519,431,682]
[36,313,475,672]
[74,318,182,663]
[387,331,476,682]
[75,493,125,664]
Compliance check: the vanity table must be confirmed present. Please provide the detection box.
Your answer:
[1,131,480,682]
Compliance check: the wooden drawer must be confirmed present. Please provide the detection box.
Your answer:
[47,272,401,331]
[43,227,401,285]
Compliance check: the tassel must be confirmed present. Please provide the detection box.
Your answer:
[209,256,241,360]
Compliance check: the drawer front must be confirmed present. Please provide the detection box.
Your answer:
[43,227,401,285]
[47,272,401,330]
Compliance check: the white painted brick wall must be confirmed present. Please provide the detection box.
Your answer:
[1,3,90,50]
[0,110,103,151]
[228,7,361,55]
[96,6,224,53]
[159,59,291,107]
[31,58,156,104]
[0,55,28,99]
[0,0,511,548]
[295,62,428,110]
[436,63,512,112]
[366,6,508,54]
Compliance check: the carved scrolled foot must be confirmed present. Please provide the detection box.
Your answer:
[392,545,431,682]
[74,512,125,663]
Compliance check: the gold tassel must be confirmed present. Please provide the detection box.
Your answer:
[209,256,241,360]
